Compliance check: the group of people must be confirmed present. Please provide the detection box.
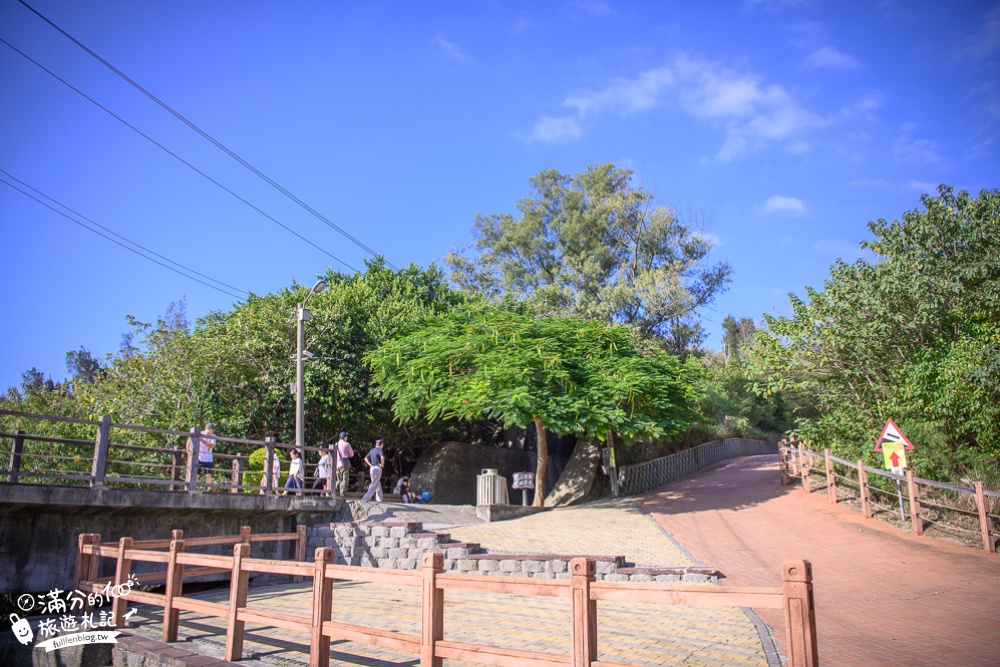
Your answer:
[187,425,415,501]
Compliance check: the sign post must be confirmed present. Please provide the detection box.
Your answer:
[874,419,914,521]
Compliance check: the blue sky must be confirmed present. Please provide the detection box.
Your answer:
[2,0,998,390]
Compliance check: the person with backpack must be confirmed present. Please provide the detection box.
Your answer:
[334,431,354,496]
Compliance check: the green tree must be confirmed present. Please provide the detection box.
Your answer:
[366,308,702,505]
[446,164,731,353]
[749,186,1000,480]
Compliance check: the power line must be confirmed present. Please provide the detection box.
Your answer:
[0,36,357,274]
[0,172,247,300]
[18,0,395,271]
[0,167,249,298]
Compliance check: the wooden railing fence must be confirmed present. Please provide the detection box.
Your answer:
[76,530,819,667]
[0,409,375,494]
[779,442,999,555]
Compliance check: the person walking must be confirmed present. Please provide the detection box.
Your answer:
[361,439,385,503]
[284,448,303,495]
[313,446,332,496]
[335,431,354,496]
[186,423,216,489]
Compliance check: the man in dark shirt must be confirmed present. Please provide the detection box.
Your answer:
[361,439,385,503]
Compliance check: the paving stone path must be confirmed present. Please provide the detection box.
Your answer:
[124,497,779,666]
[639,454,1000,667]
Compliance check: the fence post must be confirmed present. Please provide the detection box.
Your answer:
[974,482,996,555]
[241,525,252,551]
[779,441,789,486]
[824,449,836,503]
[9,429,24,483]
[264,437,276,494]
[294,525,308,582]
[858,461,871,520]
[111,537,133,627]
[310,547,334,667]
[91,416,111,487]
[795,444,804,484]
[420,551,444,667]
[162,538,185,643]
[74,534,96,593]
[570,557,597,667]
[801,447,811,494]
[187,428,201,492]
[906,470,922,536]
[233,456,246,494]
[782,560,818,667]
[225,542,251,661]
[171,448,183,491]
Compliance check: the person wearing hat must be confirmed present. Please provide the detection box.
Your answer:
[186,422,216,489]
[334,431,354,496]
[361,439,385,503]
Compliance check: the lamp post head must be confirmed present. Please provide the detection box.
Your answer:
[311,280,327,294]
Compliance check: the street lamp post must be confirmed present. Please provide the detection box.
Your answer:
[295,279,326,447]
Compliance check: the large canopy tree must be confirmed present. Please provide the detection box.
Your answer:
[365,308,702,505]
[749,186,1000,481]
[446,164,731,352]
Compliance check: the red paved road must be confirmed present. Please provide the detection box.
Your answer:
[639,454,1000,667]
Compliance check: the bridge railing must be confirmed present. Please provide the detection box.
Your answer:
[75,530,819,667]
[779,441,999,555]
[0,409,359,494]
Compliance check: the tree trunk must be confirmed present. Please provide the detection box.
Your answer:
[533,417,548,507]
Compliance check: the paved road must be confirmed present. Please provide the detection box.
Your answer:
[639,454,1000,667]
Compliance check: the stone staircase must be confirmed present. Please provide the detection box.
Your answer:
[306,520,718,583]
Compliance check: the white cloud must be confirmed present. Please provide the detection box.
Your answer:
[905,180,938,194]
[430,34,472,63]
[525,53,823,160]
[812,240,863,261]
[958,5,1000,60]
[695,230,722,246]
[764,195,807,215]
[805,46,861,70]
[893,130,945,166]
[565,0,614,17]
[524,115,582,143]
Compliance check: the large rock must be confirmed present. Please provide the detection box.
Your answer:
[410,442,537,505]
[544,439,602,507]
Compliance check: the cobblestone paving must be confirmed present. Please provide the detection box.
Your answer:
[449,498,696,567]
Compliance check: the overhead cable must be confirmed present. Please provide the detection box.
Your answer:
[0,167,249,297]
[0,36,357,274]
[19,0,394,270]
[0,172,247,300]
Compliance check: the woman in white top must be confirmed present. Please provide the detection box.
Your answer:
[313,448,332,496]
[259,450,282,494]
[284,449,303,496]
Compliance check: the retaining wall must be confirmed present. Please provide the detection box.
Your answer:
[619,438,777,496]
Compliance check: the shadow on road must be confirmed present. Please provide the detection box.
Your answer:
[638,455,792,515]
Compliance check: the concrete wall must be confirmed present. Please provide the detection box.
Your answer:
[0,483,346,594]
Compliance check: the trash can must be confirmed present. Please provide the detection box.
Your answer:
[476,468,509,505]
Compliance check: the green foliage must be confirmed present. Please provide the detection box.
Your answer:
[749,186,1000,481]
[3,260,468,461]
[446,164,731,353]
[366,307,702,502]
[244,447,286,489]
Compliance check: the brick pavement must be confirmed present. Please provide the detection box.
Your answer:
[638,454,1000,667]
[121,497,781,666]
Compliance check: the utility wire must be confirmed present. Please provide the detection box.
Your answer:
[0,167,249,298]
[19,0,394,270]
[0,174,246,300]
[0,36,357,274]
[8,10,506,342]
